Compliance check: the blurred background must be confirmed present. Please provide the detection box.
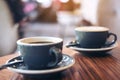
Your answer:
[0,0,120,56]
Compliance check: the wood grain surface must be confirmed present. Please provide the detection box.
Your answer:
[0,45,120,80]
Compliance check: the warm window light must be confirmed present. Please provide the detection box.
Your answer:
[73,0,81,3]
[60,0,69,3]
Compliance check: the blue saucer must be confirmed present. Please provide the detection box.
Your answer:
[66,42,118,53]
[6,54,75,75]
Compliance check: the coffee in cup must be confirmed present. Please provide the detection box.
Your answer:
[69,26,117,48]
[17,36,63,70]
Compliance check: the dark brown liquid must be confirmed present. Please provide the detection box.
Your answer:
[27,41,53,44]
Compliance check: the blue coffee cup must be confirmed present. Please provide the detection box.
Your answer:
[67,26,117,48]
[17,36,63,70]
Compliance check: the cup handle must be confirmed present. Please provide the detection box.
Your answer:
[66,40,79,48]
[105,33,117,46]
[47,47,62,67]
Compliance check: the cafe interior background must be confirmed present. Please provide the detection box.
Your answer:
[0,0,120,56]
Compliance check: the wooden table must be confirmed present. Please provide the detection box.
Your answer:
[0,45,120,80]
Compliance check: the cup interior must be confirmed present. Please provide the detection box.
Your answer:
[75,26,109,32]
[17,36,63,46]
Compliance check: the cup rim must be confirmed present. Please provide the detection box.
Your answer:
[17,36,63,46]
[75,26,109,32]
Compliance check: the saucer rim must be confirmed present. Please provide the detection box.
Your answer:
[67,42,118,51]
[6,54,75,74]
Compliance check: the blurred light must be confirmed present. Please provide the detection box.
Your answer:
[73,0,81,3]
[21,0,29,2]
[23,3,36,13]
[60,0,69,3]
[36,0,50,3]
[36,0,52,8]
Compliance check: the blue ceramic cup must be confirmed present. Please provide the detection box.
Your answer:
[17,36,63,70]
[73,26,117,48]
[75,26,117,48]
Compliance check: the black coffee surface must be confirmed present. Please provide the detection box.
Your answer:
[27,41,53,44]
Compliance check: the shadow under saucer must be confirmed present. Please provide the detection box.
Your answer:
[23,72,63,80]
[80,52,111,57]
[10,72,64,80]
